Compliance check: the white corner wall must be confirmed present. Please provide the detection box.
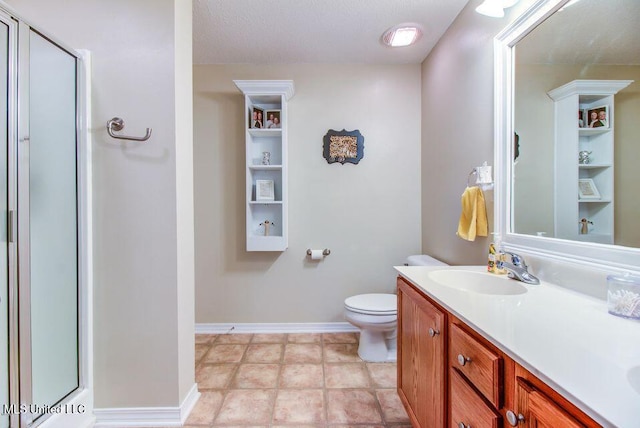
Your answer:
[420,0,538,265]
[6,0,195,410]
[193,64,421,323]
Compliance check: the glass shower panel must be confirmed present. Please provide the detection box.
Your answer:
[0,20,8,428]
[29,30,78,407]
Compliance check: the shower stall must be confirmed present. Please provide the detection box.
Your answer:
[0,6,91,428]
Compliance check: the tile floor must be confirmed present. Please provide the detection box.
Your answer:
[185,332,410,428]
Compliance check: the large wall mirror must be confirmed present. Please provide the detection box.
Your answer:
[494,0,640,272]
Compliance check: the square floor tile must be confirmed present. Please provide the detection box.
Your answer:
[367,363,397,388]
[196,364,236,389]
[273,389,325,424]
[184,390,224,425]
[326,390,383,424]
[279,364,324,389]
[324,343,362,362]
[325,363,370,388]
[203,344,246,363]
[214,389,276,425]
[195,334,217,344]
[283,343,323,363]
[244,344,284,363]
[252,333,286,343]
[195,344,209,362]
[231,364,280,389]
[323,332,358,344]
[287,333,322,343]
[376,389,410,423]
[215,333,253,344]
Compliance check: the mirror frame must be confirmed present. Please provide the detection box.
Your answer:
[494,0,640,274]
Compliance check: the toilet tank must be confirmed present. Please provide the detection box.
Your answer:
[405,255,448,267]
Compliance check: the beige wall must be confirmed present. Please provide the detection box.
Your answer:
[514,64,640,246]
[193,64,421,323]
[419,0,537,264]
[6,0,195,408]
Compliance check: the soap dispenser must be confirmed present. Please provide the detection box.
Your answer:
[487,234,507,274]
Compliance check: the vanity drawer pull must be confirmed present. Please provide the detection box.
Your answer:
[428,327,440,337]
[457,423,470,428]
[506,410,525,426]
[457,354,472,366]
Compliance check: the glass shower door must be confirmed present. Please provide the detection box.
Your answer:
[20,28,79,423]
[0,19,9,428]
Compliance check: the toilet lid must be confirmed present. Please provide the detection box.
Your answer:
[344,293,397,315]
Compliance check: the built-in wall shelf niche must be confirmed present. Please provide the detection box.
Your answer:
[548,79,633,244]
[234,80,295,251]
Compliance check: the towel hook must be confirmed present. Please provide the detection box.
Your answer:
[107,117,152,142]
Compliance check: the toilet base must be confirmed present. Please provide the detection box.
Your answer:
[357,328,397,362]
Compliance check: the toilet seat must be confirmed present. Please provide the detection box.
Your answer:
[344,293,397,315]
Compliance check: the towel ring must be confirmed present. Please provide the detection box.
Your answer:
[107,117,152,142]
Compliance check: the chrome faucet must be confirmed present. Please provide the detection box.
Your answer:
[498,251,540,285]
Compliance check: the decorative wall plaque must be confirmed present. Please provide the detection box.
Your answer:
[323,129,364,165]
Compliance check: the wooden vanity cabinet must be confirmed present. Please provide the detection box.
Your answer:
[397,276,600,428]
[397,278,446,428]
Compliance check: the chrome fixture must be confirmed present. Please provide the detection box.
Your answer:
[306,248,331,256]
[107,117,152,142]
[498,251,540,285]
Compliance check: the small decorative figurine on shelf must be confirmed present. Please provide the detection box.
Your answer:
[260,220,274,236]
[579,218,593,234]
[578,150,592,164]
[262,151,271,165]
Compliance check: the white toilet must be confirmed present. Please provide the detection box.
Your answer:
[344,255,448,362]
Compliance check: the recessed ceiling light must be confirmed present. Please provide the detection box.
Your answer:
[382,24,423,47]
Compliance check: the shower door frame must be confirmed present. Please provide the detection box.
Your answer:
[0,6,93,428]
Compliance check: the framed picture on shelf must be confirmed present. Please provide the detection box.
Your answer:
[250,107,264,129]
[586,105,608,129]
[265,110,281,129]
[255,179,275,201]
[578,178,600,200]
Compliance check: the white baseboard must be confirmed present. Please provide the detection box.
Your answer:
[94,383,200,427]
[195,322,359,334]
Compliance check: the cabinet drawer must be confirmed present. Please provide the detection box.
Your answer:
[449,323,502,407]
[450,368,500,428]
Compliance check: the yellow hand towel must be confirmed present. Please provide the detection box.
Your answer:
[456,186,488,241]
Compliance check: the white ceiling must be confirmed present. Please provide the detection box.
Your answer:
[193,0,469,65]
[516,0,640,65]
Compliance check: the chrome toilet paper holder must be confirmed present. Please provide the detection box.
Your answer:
[306,249,331,256]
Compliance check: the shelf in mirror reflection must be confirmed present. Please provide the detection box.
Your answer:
[578,164,611,169]
[248,165,282,170]
[248,128,282,137]
[249,201,282,205]
[578,128,609,136]
[578,199,611,203]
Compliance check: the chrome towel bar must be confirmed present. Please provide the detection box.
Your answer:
[107,117,152,142]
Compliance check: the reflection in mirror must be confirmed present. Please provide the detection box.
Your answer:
[512,0,640,248]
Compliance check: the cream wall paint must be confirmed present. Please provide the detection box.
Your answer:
[6,0,195,409]
[514,64,640,246]
[193,64,421,323]
[420,0,537,265]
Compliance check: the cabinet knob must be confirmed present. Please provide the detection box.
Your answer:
[428,328,440,337]
[506,410,525,426]
[457,422,470,428]
[457,354,472,366]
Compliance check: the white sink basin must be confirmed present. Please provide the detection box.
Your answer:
[427,269,528,295]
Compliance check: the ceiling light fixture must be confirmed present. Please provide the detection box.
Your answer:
[475,0,520,18]
[382,24,423,47]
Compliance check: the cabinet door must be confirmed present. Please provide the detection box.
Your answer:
[517,378,585,428]
[397,278,446,428]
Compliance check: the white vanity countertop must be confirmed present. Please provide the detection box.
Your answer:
[395,265,640,428]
